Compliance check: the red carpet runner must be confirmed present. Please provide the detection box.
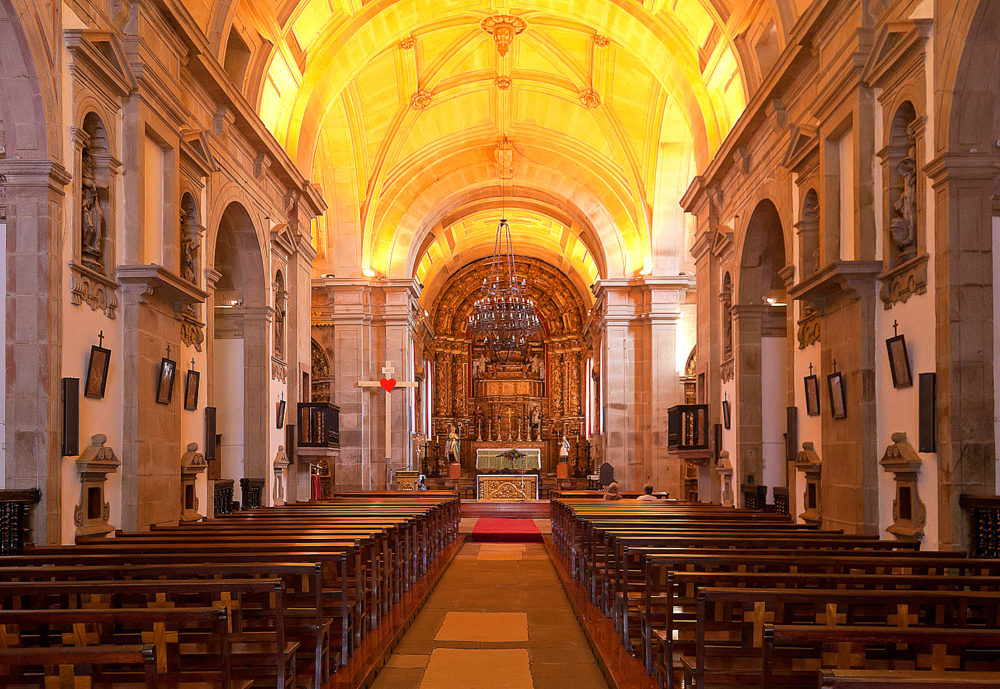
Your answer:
[470,517,543,543]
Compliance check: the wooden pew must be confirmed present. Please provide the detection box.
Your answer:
[0,644,159,689]
[819,669,1000,688]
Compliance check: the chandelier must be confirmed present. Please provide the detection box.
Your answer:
[468,216,540,364]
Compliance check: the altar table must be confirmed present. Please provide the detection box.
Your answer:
[475,448,542,471]
[477,474,539,502]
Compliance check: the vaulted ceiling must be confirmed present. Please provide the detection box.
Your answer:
[202,0,796,303]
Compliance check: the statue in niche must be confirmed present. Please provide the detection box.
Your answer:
[445,424,460,464]
[180,207,200,284]
[722,295,733,356]
[889,155,918,263]
[80,147,107,273]
[529,353,544,379]
[472,352,486,379]
[273,290,286,359]
[530,405,541,440]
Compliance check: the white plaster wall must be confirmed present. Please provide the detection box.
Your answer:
[792,302,822,522]
[760,336,787,491]
[720,376,736,506]
[214,338,246,483]
[179,343,208,519]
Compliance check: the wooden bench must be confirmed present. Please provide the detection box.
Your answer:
[819,669,1000,688]
[0,644,160,689]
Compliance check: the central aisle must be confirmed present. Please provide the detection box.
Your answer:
[371,541,610,689]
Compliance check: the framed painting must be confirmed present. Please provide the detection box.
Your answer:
[721,399,731,430]
[886,335,913,388]
[184,370,200,411]
[84,345,111,399]
[827,371,847,419]
[276,399,286,429]
[804,375,821,416]
[156,357,176,405]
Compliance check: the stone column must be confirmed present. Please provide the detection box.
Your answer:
[2,159,72,544]
[732,304,765,491]
[241,306,272,485]
[378,280,419,487]
[926,154,997,551]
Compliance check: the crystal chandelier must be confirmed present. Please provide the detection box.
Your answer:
[468,216,541,364]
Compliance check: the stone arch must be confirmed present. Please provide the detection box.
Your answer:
[929,0,1000,550]
[210,201,270,499]
[734,198,789,501]
[0,0,55,157]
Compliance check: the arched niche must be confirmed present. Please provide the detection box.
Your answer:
[886,101,919,268]
[798,189,820,279]
[720,271,733,360]
[180,193,201,286]
[272,269,286,362]
[210,202,269,497]
[734,199,789,501]
[311,338,333,403]
[78,112,113,276]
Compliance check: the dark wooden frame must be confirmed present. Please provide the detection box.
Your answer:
[276,399,286,429]
[827,371,847,419]
[721,399,731,430]
[183,369,200,410]
[886,334,913,388]
[84,345,111,399]
[713,423,723,462]
[61,378,79,457]
[156,357,176,405]
[918,372,936,452]
[803,374,821,416]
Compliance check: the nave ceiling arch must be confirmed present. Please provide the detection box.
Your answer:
[199,0,798,296]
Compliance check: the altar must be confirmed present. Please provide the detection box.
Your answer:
[475,445,542,472]
[477,474,539,502]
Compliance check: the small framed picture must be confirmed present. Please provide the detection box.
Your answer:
[276,399,286,429]
[886,334,913,388]
[184,370,200,411]
[827,371,847,419]
[156,357,177,405]
[721,399,731,430]
[803,375,821,416]
[84,345,111,399]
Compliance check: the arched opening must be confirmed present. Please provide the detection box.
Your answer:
[799,189,820,278]
[210,202,268,498]
[735,199,788,502]
[886,102,918,268]
[79,113,112,276]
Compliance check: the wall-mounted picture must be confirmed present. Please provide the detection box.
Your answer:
[886,334,913,388]
[827,371,847,419]
[276,399,286,429]
[156,357,176,405]
[184,370,200,411]
[803,375,821,416]
[84,345,111,399]
[721,399,731,430]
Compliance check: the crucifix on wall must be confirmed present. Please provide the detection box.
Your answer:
[357,361,418,469]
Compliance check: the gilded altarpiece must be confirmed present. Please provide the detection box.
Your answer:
[426,257,589,476]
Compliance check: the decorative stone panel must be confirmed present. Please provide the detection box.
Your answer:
[74,434,119,539]
[70,262,120,319]
[879,432,926,541]
[878,253,928,309]
[796,308,821,349]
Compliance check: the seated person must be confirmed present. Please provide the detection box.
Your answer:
[635,483,658,501]
[417,475,428,491]
[603,481,622,501]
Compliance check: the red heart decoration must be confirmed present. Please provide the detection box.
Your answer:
[379,378,397,392]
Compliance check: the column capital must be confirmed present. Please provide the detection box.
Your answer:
[0,158,72,193]
[924,153,999,186]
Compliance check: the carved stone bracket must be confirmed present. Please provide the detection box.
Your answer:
[180,442,206,522]
[720,357,734,383]
[794,441,822,525]
[74,434,119,539]
[796,308,822,349]
[878,253,928,309]
[879,432,926,541]
[70,262,120,319]
[789,260,883,314]
[271,357,288,383]
[180,305,205,351]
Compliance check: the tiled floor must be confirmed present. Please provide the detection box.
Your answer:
[370,542,609,689]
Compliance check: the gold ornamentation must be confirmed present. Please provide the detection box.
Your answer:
[593,34,610,47]
[481,15,526,57]
[410,90,432,111]
[398,35,415,50]
[478,474,538,502]
[578,89,600,109]
[494,136,515,179]
[495,75,512,90]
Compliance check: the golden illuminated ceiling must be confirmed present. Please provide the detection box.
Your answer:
[204,0,793,302]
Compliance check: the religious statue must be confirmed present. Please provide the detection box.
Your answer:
[472,352,486,379]
[80,147,106,274]
[530,405,541,441]
[529,354,543,379]
[445,424,460,464]
[889,155,917,263]
[560,434,570,460]
[273,290,286,359]
[180,207,200,284]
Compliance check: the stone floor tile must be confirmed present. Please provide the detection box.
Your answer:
[435,612,528,642]
[419,648,533,689]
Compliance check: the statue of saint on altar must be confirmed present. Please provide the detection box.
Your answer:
[530,405,541,441]
[445,424,460,464]
[560,434,570,459]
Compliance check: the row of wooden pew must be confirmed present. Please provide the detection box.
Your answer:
[0,494,460,689]
[550,498,1000,689]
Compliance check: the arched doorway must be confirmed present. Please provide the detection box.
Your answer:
[210,202,268,497]
[735,199,789,502]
